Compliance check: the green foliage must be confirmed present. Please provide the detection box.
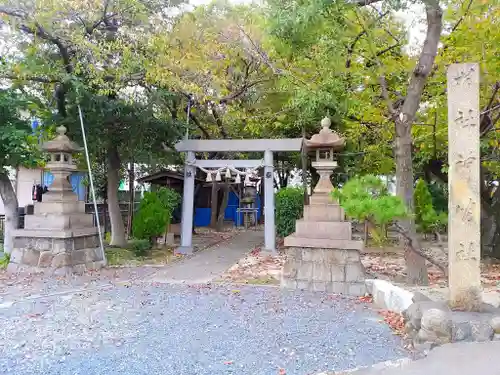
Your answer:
[0,90,43,171]
[275,187,304,237]
[428,182,448,214]
[414,179,447,234]
[132,188,181,243]
[156,187,182,228]
[0,252,10,269]
[332,175,408,225]
[129,239,152,257]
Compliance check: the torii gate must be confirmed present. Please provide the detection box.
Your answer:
[175,138,303,254]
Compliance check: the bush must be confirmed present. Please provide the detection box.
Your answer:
[332,175,407,225]
[133,187,181,245]
[129,239,152,257]
[332,175,408,244]
[275,187,304,237]
[414,179,447,234]
[0,251,9,269]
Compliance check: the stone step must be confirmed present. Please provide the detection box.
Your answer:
[35,201,86,215]
[284,235,363,250]
[24,213,95,230]
[303,204,345,222]
[295,220,352,240]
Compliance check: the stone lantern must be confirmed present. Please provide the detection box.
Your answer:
[42,125,80,202]
[8,126,105,275]
[307,116,345,199]
[281,115,366,296]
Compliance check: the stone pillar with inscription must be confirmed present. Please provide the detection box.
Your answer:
[447,63,482,307]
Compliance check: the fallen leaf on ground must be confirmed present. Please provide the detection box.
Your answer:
[358,295,373,303]
[378,310,405,335]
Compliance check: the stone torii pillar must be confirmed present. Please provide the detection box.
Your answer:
[263,150,275,252]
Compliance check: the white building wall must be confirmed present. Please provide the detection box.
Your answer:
[0,167,43,215]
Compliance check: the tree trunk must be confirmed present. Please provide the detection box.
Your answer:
[0,171,19,254]
[216,183,229,232]
[395,126,429,284]
[480,186,500,259]
[107,145,127,247]
[301,128,309,205]
[126,161,135,238]
[210,182,219,228]
[391,2,442,285]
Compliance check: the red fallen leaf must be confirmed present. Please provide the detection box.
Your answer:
[27,313,42,318]
[224,361,234,365]
[278,369,286,375]
[378,310,405,335]
[358,295,373,303]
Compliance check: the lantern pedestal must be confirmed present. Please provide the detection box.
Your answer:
[7,126,104,275]
[281,116,366,296]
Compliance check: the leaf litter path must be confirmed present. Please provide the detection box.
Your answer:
[0,284,407,375]
[146,229,265,284]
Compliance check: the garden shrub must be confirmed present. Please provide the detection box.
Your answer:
[133,187,181,245]
[275,187,304,237]
[0,251,9,269]
[414,178,447,235]
[332,175,408,244]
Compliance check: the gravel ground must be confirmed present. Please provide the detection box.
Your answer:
[0,283,407,375]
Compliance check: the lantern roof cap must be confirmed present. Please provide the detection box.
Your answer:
[305,115,345,151]
[41,125,82,153]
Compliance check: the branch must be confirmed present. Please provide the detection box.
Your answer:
[352,9,398,117]
[345,10,389,68]
[393,222,448,276]
[210,103,229,139]
[219,79,269,103]
[350,0,383,5]
[0,6,27,18]
[0,74,60,83]
[398,2,443,123]
[450,0,474,34]
[480,82,500,136]
[365,42,402,68]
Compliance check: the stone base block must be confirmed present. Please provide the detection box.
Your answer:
[281,247,366,296]
[24,213,95,230]
[303,204,345,222]
[295,220,351,240]
[284,235,363,250]
[8,234,104,275]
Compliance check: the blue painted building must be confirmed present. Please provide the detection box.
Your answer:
[193,190,262,227]
[42,171,87,201]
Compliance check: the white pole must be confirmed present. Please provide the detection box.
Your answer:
[77,104,106,264]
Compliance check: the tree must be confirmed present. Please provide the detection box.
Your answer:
[1,0,185,246]
[264,0,447,284]
[417,0,500,257]
[0,90,41,253]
